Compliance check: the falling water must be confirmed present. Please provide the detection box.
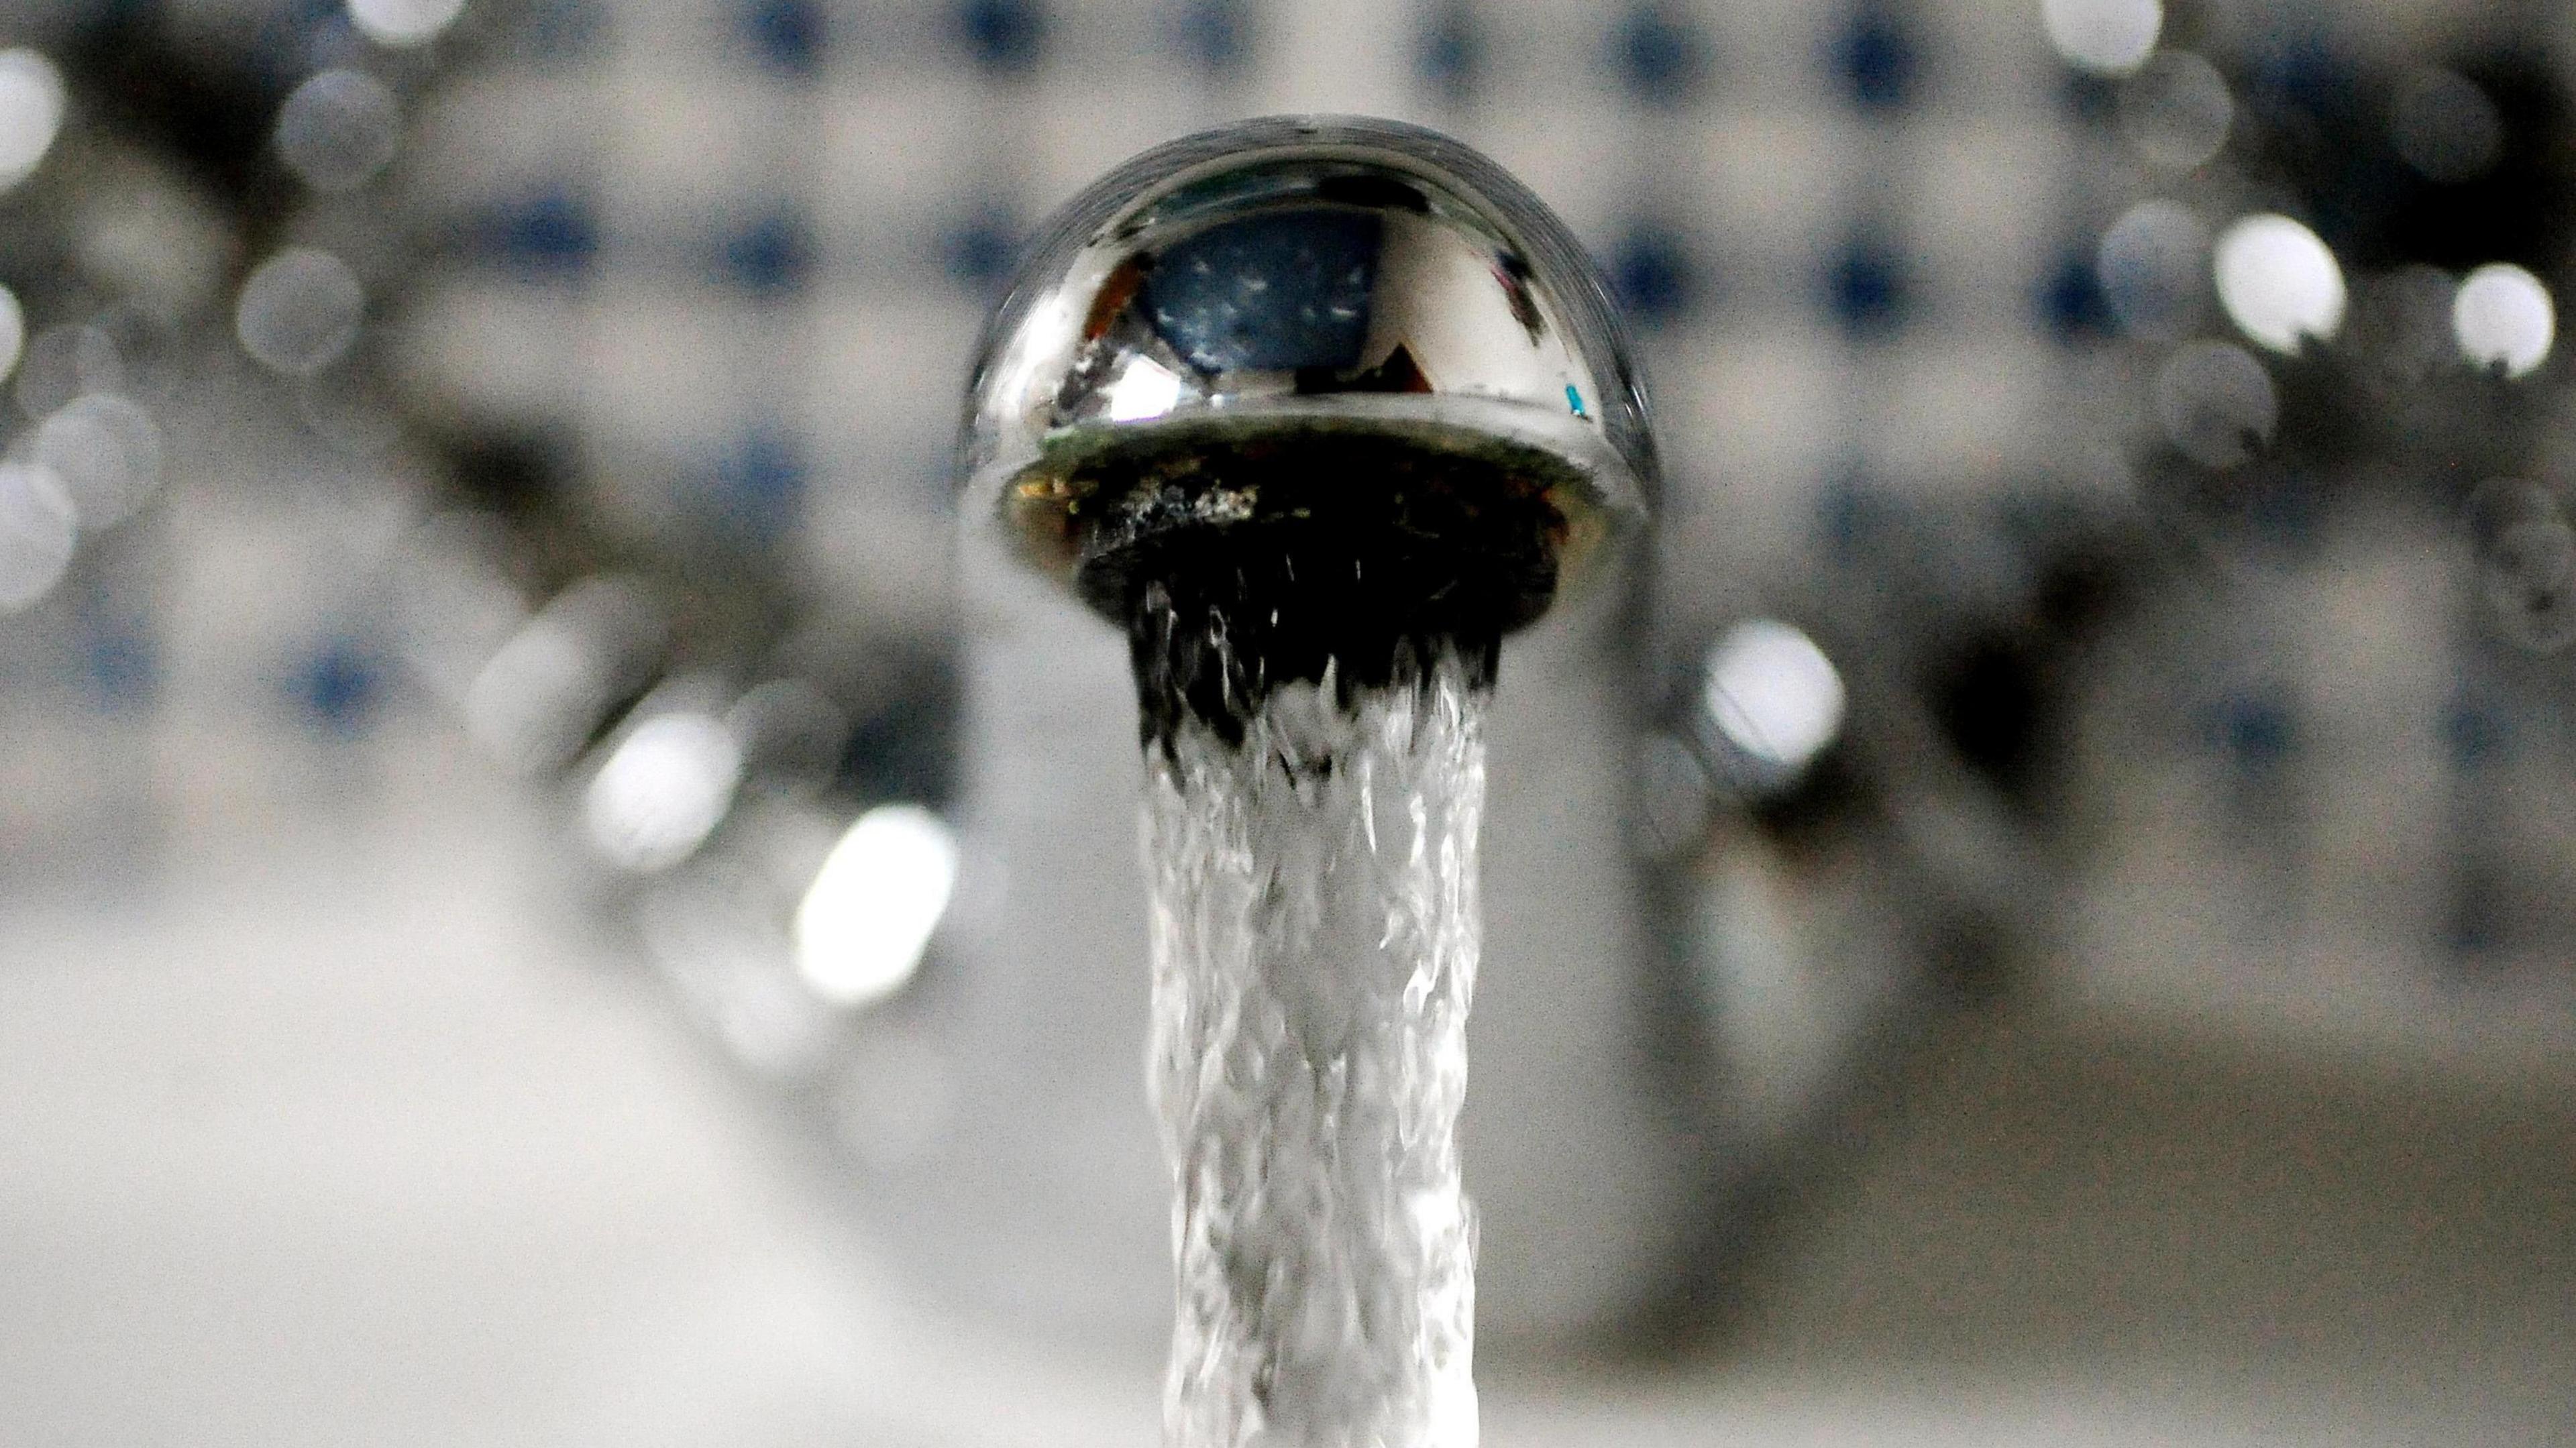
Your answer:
[1138,638,1489,1448]
[1067,421,1560,1448]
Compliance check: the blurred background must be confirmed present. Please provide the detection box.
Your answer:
[1,0,2572,1443]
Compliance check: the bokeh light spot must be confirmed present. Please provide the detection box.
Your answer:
[0,48,65,192]
[348,0,468,47]
[2212,213,2345,353]
[2453,262,2553,378]
[2041,0,2160,77]
[0,284,22,384]
[237,247,366,375]
[1704,620,1847,775]
[584,712,745,873]
[2098,199,2210,341]
[34,394,163,530]
[794,804,960,1009]
[2119,50,2233,170]
[275,68,401,192]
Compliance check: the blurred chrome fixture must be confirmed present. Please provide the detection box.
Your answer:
[962,114,1654,626]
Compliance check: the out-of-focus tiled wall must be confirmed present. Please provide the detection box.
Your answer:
[400,0,2109,636]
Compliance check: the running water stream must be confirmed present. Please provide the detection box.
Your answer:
[1138,638,1491,1448]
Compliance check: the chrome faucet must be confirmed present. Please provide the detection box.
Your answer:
[887,117,1705,1347]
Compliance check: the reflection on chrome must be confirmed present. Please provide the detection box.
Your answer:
[2120,51,2233,172]
[2041,0,2161,77]
[34,393,162,530]
[347,0,468,48]
[2098,199,2210,341]
[2154,339,2275,469]
[1703,620,1846,777]
[275,69,402,194]
[2212,213,2345,355]
[0,459,76,613]
[2453,263,2554,378]
[1102,353,1187,423]
[584,712,745,873]
[0,48,64,193]
[793,803,959,1009]
[236,247,366,376]
[961,117,1652,602]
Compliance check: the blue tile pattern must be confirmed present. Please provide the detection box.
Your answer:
[408,0,2114,632]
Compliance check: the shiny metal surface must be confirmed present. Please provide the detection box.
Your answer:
[959,115,1656,612]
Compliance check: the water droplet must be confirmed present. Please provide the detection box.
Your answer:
[464,575,666,775]
[794,803,959,1008]
[2153,339,2275,468]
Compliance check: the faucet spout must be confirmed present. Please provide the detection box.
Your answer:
[961,119,1658,746]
